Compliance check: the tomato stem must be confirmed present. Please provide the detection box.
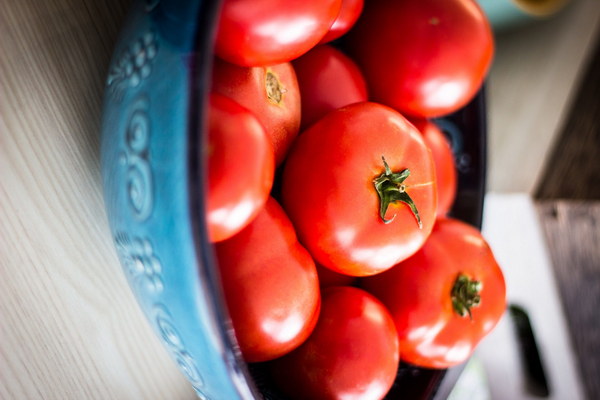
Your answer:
[451,274,482,320]
[373,156,422,228]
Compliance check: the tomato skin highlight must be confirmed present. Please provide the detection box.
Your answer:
[362,217,507,369]
[212,58,301,166]
[215,0,343,67]
[206,94,274,242]
[412,119,457,216]
[269,286,399,400]
[281,102,437,277]
[215,197,320,362]
[319,0,364,44]
[347,0,494,118]
[292,44,368,130]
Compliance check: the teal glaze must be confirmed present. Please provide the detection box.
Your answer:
[477,0,569,31]
[100,1,256,398]
[478,0,533,30]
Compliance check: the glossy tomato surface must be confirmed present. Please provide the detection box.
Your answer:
[319,0,364,44]
[269,286,399,400]
[412,119,458,216]
[362,217,506,369]
[206,94,274,242]
[292,44,367,130]
[215,0,342,66]
[281,102,437,276]
[347,0,493,118]
[212,58,301,165]
[215,197,320,362]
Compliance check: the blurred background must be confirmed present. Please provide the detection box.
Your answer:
[1,0,598,398]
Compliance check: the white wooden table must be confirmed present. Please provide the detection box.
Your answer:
[1,0,598,398]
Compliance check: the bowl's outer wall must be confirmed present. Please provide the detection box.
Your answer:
[100,1,250,399]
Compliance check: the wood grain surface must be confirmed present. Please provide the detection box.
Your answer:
[1,0,195,398]
[486,0,600,194]
[536,36,600,200]
[536,201,600,400]
[533,19,600,400]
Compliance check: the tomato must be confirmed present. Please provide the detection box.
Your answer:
[346,0,494,118]
[281,102,437,276]
[315,263,356,288]
[319,0,364,44]
[269,286,399,400]
[411,119,457,216]
[215,197,320,362]
[292,45,368,130]
[206,94,274,242]
[215,0,343,67]
[212,58,301,165]
[362,217,506,369]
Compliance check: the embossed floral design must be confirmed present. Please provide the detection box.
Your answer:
[154,305,208,399]
[114,232,164,292]
[107,31,158,101]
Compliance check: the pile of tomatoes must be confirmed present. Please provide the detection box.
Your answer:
[205,0,506,398]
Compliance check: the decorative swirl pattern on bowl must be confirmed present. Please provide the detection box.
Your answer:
[154,305,209,399]
[119,95,153,221]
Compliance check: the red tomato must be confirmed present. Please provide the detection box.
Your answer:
[346,0,494,118]
[281,102,437,276]
[412,119,457,216]
[215,197,320,362]
[319,0,364,44]
[316,263,356,288]
[362,217,506,369]
[215,0,343,67]
[292,45,368,130]
[206,94,274,242]
[269,286,399,400]
[212,58,301,165]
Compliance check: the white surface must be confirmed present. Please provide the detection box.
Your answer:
[475,193,585,400]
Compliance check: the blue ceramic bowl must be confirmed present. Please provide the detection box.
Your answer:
[100,1,487,398]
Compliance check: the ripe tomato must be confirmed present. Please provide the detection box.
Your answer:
[269,286,399,400]
[346,0,494,118]
[206,94,274,242]
[362,217,506,369]
[281,102,437,276]
[215,0,343,67]
[212,58,301,165]
[412,119,457,216]
[292,45,368,130]
[215,197,320,362]
[319,0,364,44]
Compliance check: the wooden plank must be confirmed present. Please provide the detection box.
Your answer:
[486,0,600,194]
[535,201,600,400]
[535,37,600,200]
[0,0,195,398]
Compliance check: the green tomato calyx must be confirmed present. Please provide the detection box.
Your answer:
[451,274,482,320]
[373,156,422,228]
